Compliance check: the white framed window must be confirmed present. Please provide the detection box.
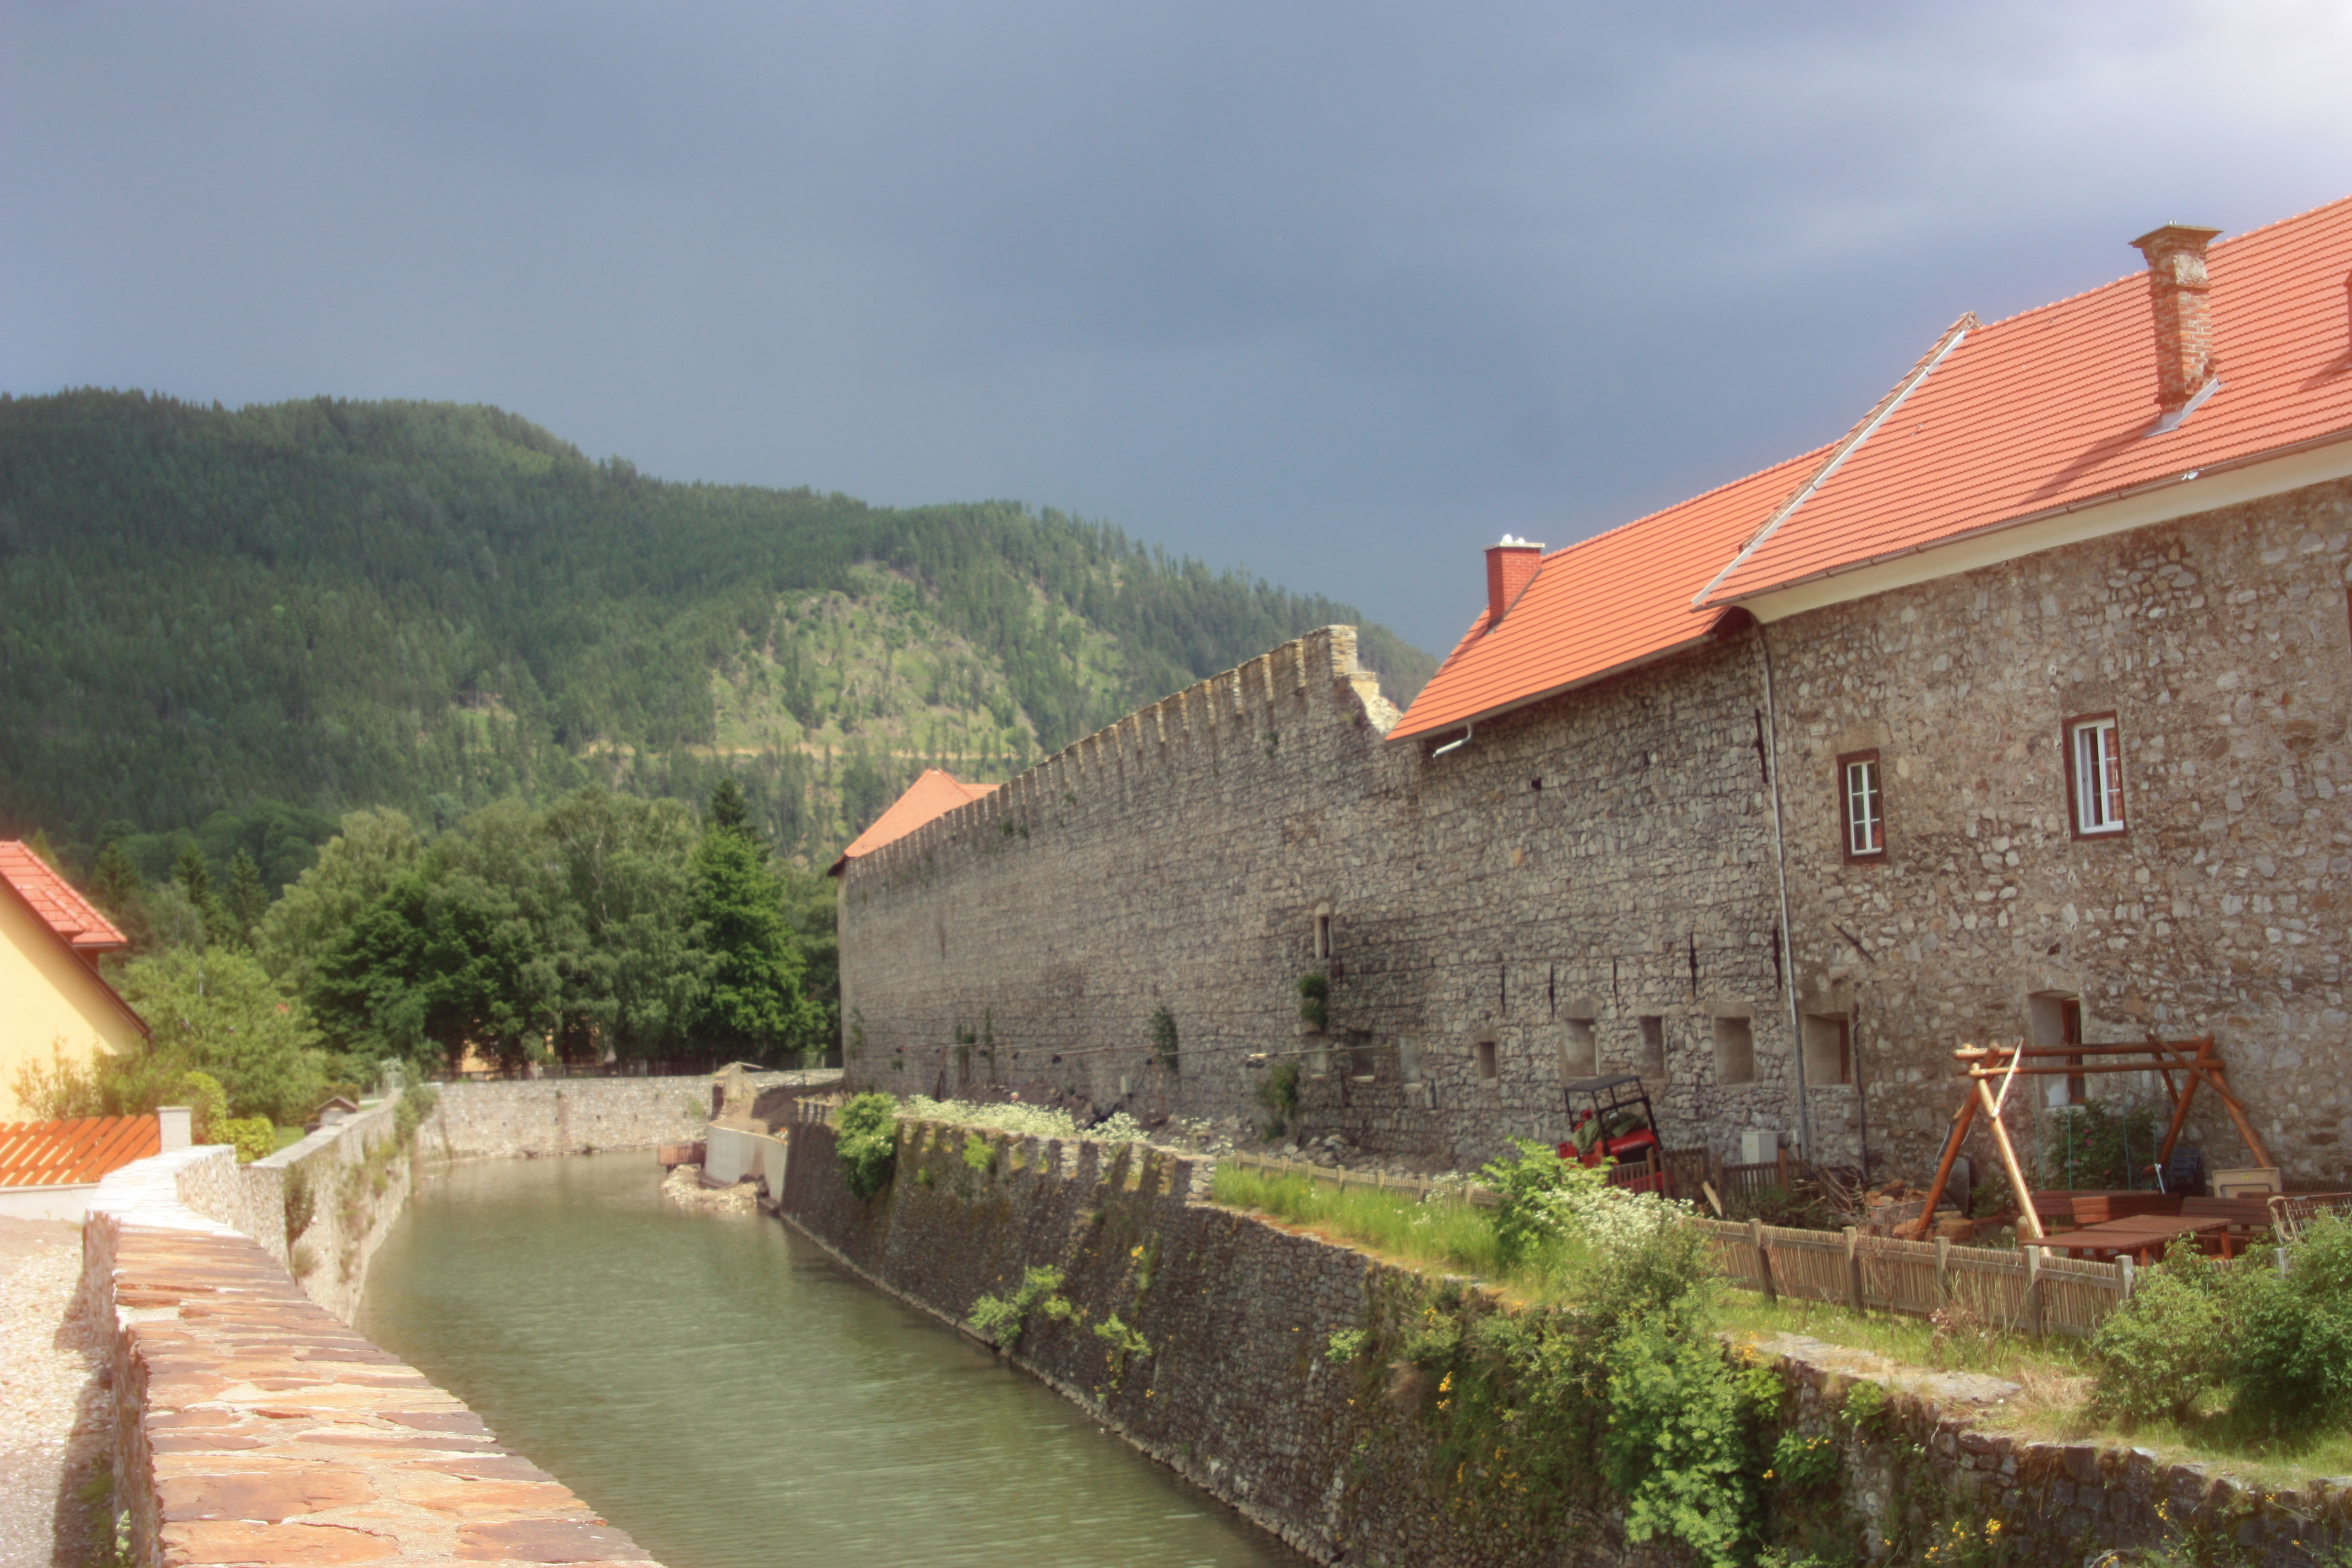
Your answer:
[2067,714,2126,836]
[1839,750,1883,859]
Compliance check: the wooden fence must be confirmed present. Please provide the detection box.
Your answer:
[1696,1217,2133,1338]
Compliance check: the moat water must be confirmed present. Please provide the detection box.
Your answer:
[359,1151,1308,1568]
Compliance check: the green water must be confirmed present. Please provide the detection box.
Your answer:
[358,1152,1308,1568]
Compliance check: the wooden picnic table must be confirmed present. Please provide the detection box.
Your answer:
[2023,1213,2235,1263]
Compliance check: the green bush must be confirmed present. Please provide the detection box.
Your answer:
[966,1265,1070,1349]
[962,1131,994,1174]
[177,1071,229,1145]
[1255,1059,1300,1139]
[2088,1239,2224,1425]
[1295,973,1329,1031]
[1148,1005,1179,1072]
[392,1084,439,1147]
[1478,1137,1585,1269]
[2227,1215,2352,1435]
[835,1092,900,1199]
[221,1116,276,1164]
[283,1164,315,1242]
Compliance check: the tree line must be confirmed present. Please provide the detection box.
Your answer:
[16,782,836,1132]
[0,390,1434,870]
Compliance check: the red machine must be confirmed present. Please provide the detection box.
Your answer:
[1559,1073,1662,1173]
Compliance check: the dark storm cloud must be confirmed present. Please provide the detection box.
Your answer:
[5,1,2349,652]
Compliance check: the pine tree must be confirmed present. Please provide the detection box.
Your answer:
[174,844,230,947]
[225,850,269,945]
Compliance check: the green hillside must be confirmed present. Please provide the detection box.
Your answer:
[0,390,1433,877]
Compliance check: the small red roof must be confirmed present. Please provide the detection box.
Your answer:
[828,769,999,875]
[0,842,129,952]
[0,1116,161,1188]
[1395,192,2352,742]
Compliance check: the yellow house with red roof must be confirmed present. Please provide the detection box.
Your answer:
[0,843,149,1120]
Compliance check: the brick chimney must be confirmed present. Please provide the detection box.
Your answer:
[1484,535,1544,630]
[2130,223,2223,412]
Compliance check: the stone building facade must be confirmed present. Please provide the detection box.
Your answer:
[837,201,2352,1183]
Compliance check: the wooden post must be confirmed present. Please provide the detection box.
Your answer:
[2119,1254,2135,1304]
[2024,1245,2045,1340]
[1976,1076,2046,1242]
[1751,1217,1776,1302]
[1936,1235,1952,1301]
[1904,1080,1982,1240]
[1844,1226,1865,1313]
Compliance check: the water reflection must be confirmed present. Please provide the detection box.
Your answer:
[360,1152,1307,1568]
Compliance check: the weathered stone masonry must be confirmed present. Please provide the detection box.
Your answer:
[842,472,2352,1182]
[841,625,1804,1169]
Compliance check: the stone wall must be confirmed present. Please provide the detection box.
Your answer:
[1769,477,2352,1180]
[420,1074,795,1162]
[841,625,1799,1172]
[780,1115,2352,1568]
[81,1146,664,1568]
[839,481,2352,1184]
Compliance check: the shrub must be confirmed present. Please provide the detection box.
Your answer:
[282,1164,315,1242]
[2226,1215,2352,1435]
[966,1265,1070,1349]
[1478,1137,1591,1268]
[1256,1059,1300,1139]
[1148,1005,1179,1072]
[961,1132,995,1174]
[900,1096,1144,1144]
[392,1084,439,1147]
[177,1071,230,1145]
[1295,973,1329,1031]
[835,1092,900,1199]
[221,1116,276,1164]
[2088,1239,2224,1425]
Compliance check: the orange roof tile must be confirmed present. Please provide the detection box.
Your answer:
[1700,193,2352,605]
[1396,192,2352,741]
[1390,450,1825,740]
[828,769,999,874]
[0,842,128,951]
[0,1115,161,1187]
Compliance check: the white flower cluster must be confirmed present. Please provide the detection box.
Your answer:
[1533,1180,1696,1250]
[898,1096,1147,1145]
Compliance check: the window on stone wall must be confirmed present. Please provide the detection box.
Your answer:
[1561,1017,1597,1079]
[1637,1015,1667,1079]
[1313,905,1333,960]
[1714,1016,1756,1085]
[1840,749,1885,859]
[1802,1014,1852,1086]
[2065,713,2127,836]
[1474,1037,1498,1082]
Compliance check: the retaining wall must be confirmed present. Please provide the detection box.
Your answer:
[421,1074,815,1162]
[780,1113,2352,1567]
[81,1146,663,1568]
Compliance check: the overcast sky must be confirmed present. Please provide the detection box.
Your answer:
[6,2,2351,655]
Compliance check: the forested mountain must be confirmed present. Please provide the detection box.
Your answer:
[0,390,1433,879]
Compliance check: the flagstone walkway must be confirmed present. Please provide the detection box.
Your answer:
[0,1216,105,1568]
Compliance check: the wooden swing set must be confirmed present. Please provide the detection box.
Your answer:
[1901,1035,2273,1243]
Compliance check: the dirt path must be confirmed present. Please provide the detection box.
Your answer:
[0,1218,106,1568]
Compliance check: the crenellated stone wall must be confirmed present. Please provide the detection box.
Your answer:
[841,625,1801,1172]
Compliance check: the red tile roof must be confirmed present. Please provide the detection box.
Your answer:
[1393,193,2352,742]
[0,1115,160,1188]
[1700,194,2352,606]
[827,769,999,874]
[0,842,129,952]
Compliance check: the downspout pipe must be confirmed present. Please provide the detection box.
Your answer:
[1431,723,1474,758]
[1755,627,1814,1159]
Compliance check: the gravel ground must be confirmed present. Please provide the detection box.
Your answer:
[0,1218,107,1568]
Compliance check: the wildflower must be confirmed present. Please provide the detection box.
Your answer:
[1439,1372,1454,1393]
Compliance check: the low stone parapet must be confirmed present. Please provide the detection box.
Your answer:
[85,1147,664,1568]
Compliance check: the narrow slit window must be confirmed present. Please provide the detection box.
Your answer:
[2067,714,2126,835]
[1839,750,1883,859]
[1473,1038,1498,1082]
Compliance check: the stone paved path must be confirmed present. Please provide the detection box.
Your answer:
[0,1217,106,1568]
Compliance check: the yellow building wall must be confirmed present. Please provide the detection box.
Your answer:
[0,892,145,1121]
